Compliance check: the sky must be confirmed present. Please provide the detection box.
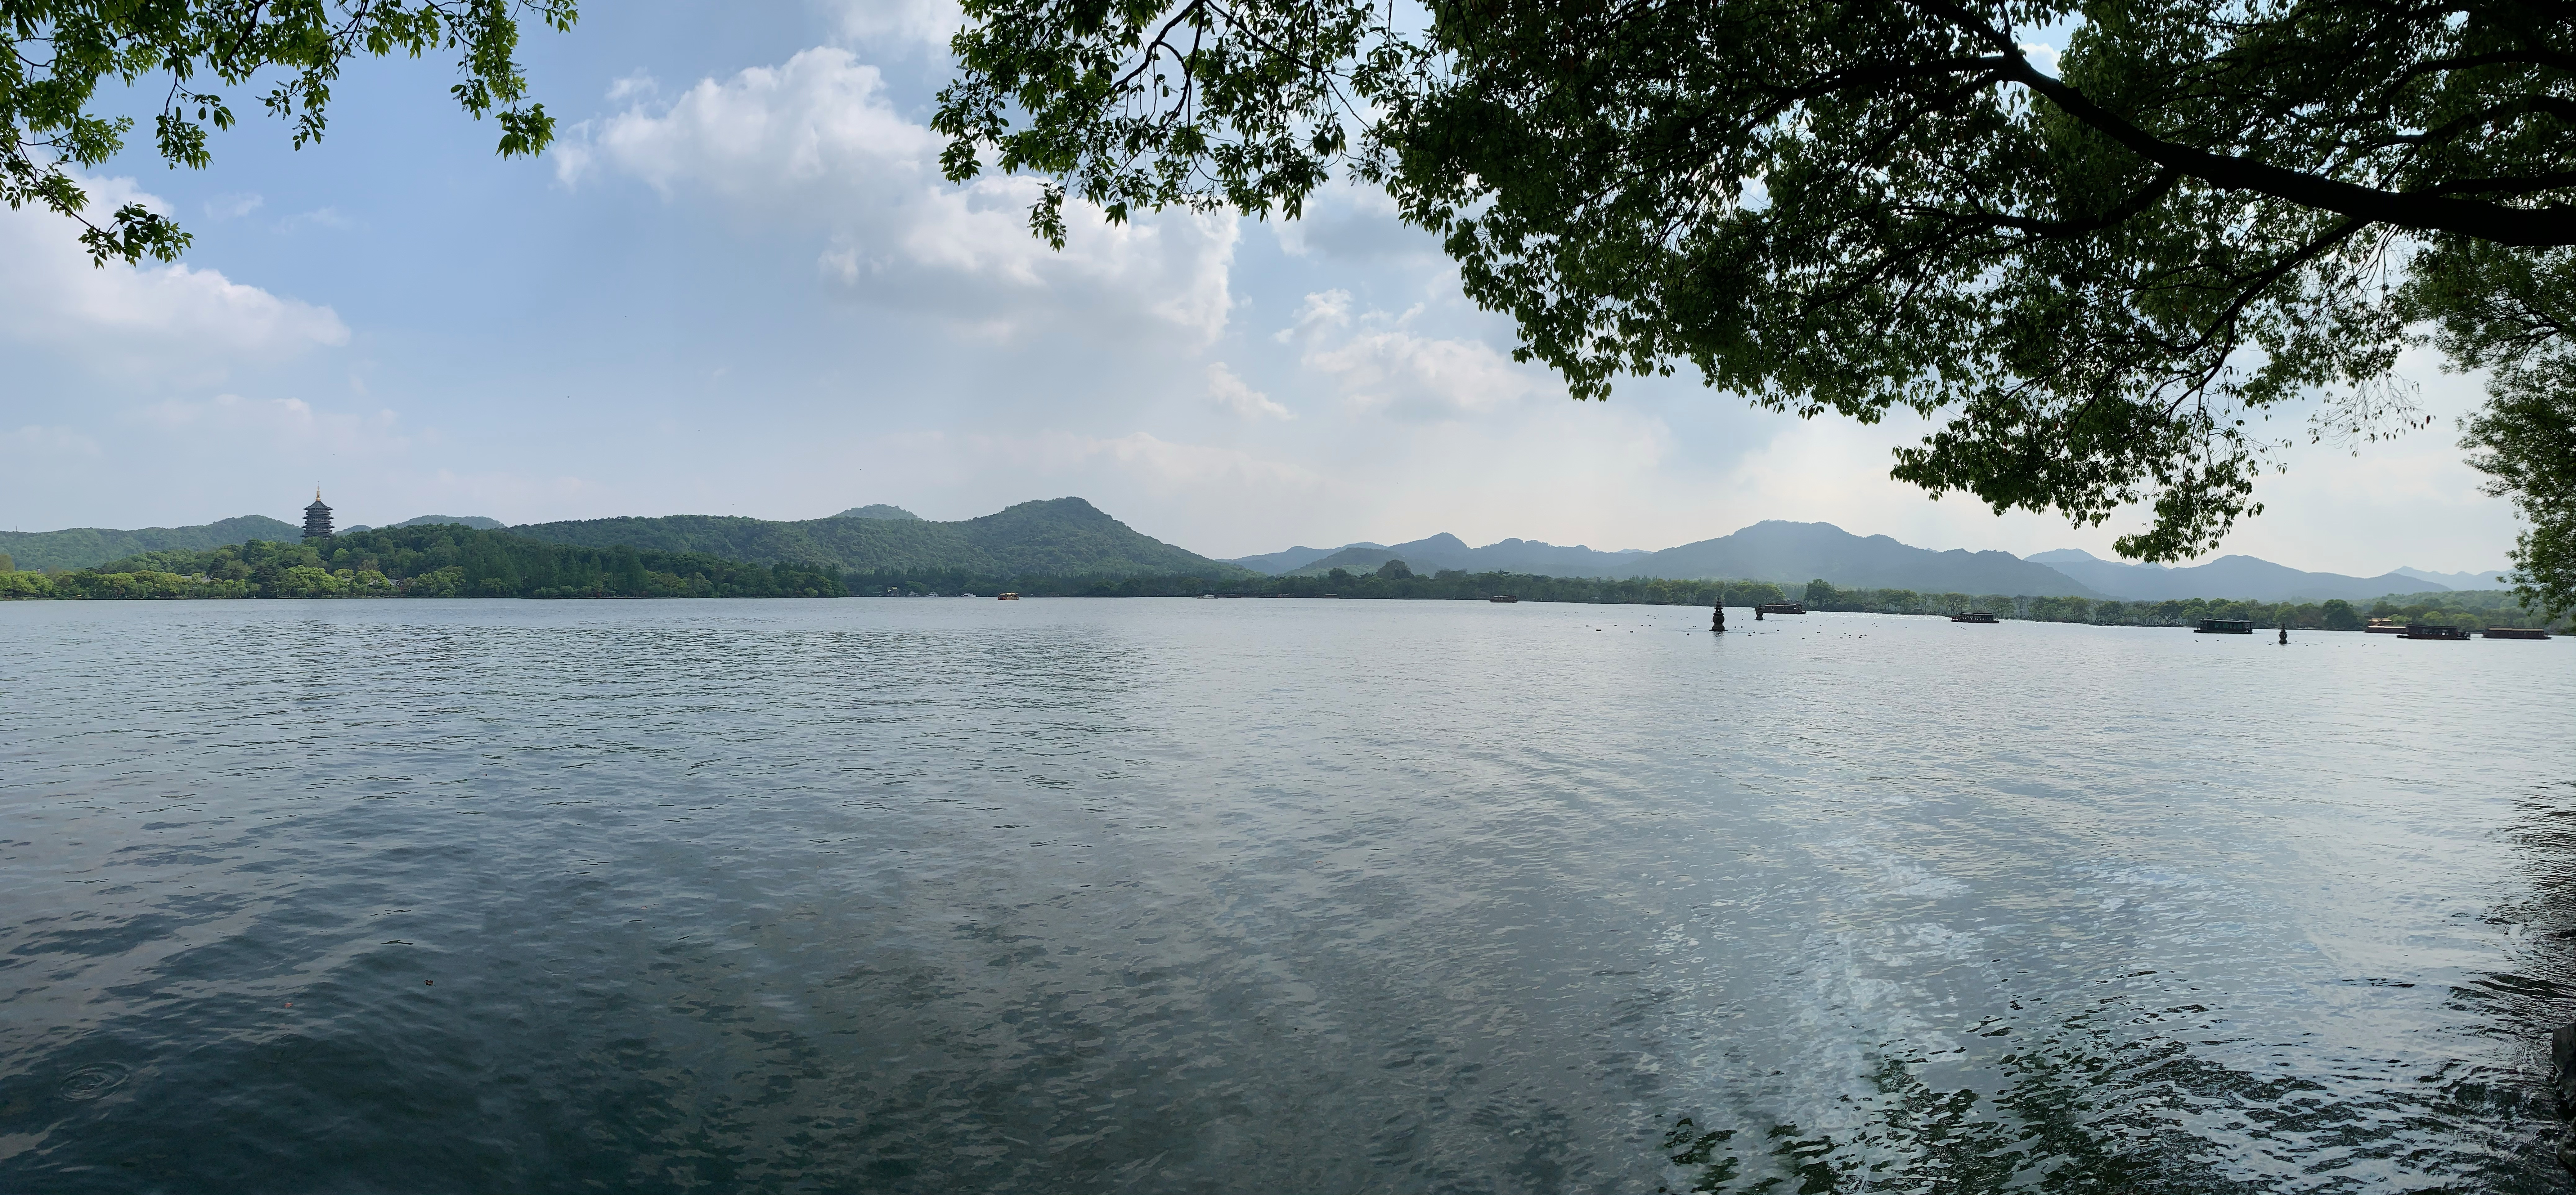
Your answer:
[0,0,2523,576]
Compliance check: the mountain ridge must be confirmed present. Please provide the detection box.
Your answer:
[1248,521,2105,597]
[8,504,2521,603]
[1279,534,1659,578]
[2030,548,2457,602]
[1235,523,2511,602]
[0,515,304,572]
[1631,521,2107,596]
[509,497,1247,578]
[832,505,920,521]
[2391,564,2511,589]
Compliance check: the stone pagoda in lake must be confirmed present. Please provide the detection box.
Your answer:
[302,490,334,541]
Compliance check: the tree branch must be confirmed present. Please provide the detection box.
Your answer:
[1911,0,2576,247]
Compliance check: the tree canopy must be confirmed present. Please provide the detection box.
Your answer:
[935,0,2576,610]
[5,0,576,265]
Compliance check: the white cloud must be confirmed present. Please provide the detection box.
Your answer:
[276,206,357,233]
[606,71,659,102]
[1208,362,1293,420]
[562,47,1237,342]
[204,192,264,221]
[823,0,964,48]
[0,174,348,385]
[1284,290,1560,419]
[564,50,943,199]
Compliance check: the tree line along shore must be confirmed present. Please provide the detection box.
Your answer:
[0,525,841,601]
[0,526,2557,633]
[854,566,2561,633]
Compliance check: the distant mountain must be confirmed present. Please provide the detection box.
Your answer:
[1289,535,1466,575]
[2027,548,2442,602]
[510,497,1248,578]
[1227,543,1380,574]
[1627,522,2104,595]
[832,505,920,521]
[1239,521,2095,594]
[0,515,303,571]
[2390,565,2511,589]
[1285,534,1649,577]
[391,515,506,530]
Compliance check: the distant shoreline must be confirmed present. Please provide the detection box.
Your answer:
[5,562,2556,634]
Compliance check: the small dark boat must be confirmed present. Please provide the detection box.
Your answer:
[1758,602,1806,615]
[1489,594,1518,603]
[2484,627,2551,640]
[2196,619,2254,634]
[2402,624,2470,640]
[1950,611,1997,624]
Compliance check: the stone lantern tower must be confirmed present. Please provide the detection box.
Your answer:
[303,490,334,540]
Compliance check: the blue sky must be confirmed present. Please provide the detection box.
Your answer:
[0,0,2520,575]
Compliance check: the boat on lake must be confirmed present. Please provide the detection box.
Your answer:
[997,592,1019,601]
[1489,594,1518,603]
[1951,611,1997,623]
[2484,627,2551,640]
[1758,602,1806,615]
[2402,624,2470,640]
[2365,618,2406,634]
[2196,618,2254,634]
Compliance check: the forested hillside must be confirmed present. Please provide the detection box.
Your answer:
[0,515,303,571]
[3,525,841,600]
[512,497,1246,577]
[1631,521,2104,595]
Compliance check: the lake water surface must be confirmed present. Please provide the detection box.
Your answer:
[3,598,2574,1193]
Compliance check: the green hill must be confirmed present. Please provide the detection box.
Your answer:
[389,514,505,530]
[508,498,1248,578]
[51,523,843,600]
[0,515,304,571]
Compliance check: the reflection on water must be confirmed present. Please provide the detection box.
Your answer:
[0,599,2571,1192]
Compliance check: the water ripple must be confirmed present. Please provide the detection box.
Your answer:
[0,599,2569,1192]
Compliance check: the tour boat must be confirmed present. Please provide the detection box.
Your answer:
[2364,619,2406,634]
[1758,602,1806,615]
[1950,611,1997,623]
[1489,594,1518,603]
[2401,624,2469,640]
[2195,618,2254,634]
[2484,627,2551,640]
[997,592,1019,600]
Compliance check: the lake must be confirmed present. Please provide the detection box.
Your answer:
[2,598,2572,1192]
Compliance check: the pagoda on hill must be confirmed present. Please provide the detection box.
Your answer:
[303,490,334,540]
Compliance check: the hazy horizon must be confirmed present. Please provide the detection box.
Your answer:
[3,502,2508,584]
